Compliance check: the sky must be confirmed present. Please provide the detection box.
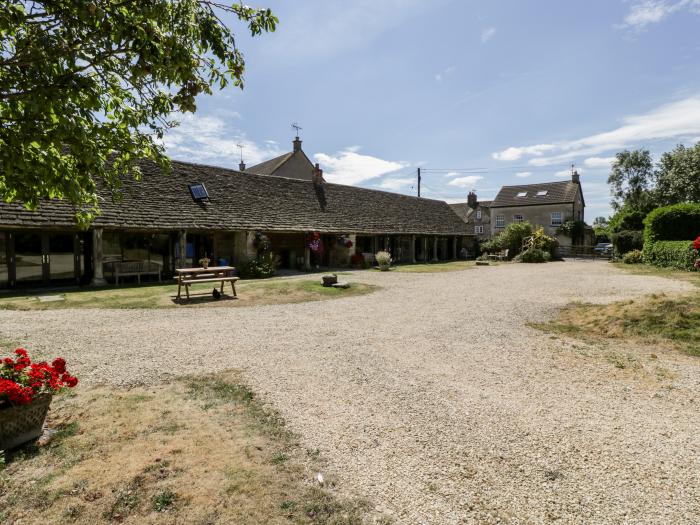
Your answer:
[163,0,700,221]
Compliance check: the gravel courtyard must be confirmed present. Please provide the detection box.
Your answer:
[1,262,699,524]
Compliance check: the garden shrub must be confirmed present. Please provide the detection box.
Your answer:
[525,226,557,257]
[375,250,392,271]
[643,203,700,244]
[518,248,550,263]
[622,249,643,264]
[237,252,280,279]
[486,222,533,258]
[608,208,646,233]
[643,241,696,270]
[610,230,643,256]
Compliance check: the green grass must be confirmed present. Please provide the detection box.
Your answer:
[0,278,378,310]
[612,262,700,287]
[381,260,480,273]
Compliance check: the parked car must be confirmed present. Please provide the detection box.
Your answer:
[594,243,613,256]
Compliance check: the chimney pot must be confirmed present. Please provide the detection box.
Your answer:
[467,191,478,209]
[313,163,324,184]
[293,136,302,152]
[239,161,246,171]
[572,170,580,184]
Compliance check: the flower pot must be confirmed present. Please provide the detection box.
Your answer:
[0,394,52,450]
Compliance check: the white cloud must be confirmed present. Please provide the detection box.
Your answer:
[554,168,584,178]
[492,144,555,161]
[621,0,700,29]
[162,114,282,168]
[583,157,616,168]
[493,95,700,166]
[447,175,484,188]
[375,177,415,191]
[313,148,408,185]
[515,171,532,178]
[435,65,456,82]
[481,27,496,43]
[443,171,461,178]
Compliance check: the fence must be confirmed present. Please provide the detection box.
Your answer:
[557,245,611,260]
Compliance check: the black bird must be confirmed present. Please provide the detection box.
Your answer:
[212,288,222,300]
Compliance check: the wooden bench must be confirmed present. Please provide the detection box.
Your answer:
[175,266,238,300]
[113,261,162,285]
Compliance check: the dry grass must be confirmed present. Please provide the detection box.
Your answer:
[532,292,700,357]
[0,279,377,310]
[0,372,376,524]
[382,261,479,273]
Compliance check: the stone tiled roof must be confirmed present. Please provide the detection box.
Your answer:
[449,200,492,221]
[0,159,471,235]
[491,181,581,208]
[244,152,293,175]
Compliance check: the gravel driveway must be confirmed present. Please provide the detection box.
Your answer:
[2,261,698,524]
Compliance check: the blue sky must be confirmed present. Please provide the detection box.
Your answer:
[163,0,700,221]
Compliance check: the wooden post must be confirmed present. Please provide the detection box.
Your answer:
[432,237,438,262]
[91,227,107,286]
[422,237,428,262]
[411,235,416,264]
[452,237,457,260]
[178,230,187,269]
[304,247,311,270]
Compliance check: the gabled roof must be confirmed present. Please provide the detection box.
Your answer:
[449,200,492,222]
[491,181,582,208]
[244,152,294,175]
[0,159,471,236]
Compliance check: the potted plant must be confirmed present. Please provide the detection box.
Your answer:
[199,254,210,269]
[1,348,78,450]
[375,250,392,271]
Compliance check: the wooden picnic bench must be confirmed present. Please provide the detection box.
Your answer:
[175,266,239,300]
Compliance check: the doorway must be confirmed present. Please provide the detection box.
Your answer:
[11,231,84,287]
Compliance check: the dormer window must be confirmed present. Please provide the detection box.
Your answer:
[516,191,527,197]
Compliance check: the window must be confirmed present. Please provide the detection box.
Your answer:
[516,191,528,197]
[537,190,548,196]
[476,210,482,220]
[551,211,563,226]
[495,214,505,228]
[513,214,524,223]
[189,183,210,202]
[475,225,484,234]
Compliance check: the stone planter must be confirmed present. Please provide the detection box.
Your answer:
[322,274,338,287]
[0,394,52,450]
[378,264,391,272]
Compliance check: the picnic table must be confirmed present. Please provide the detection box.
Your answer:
[175,266,239,300]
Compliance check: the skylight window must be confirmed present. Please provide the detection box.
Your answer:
[537,190,548,196]
[516,191,528,197]
[189,183,210,202]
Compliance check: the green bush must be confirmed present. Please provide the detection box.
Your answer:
[644,241,696,270]
[518,248,550,263]
[486,221,533,258]
[643,203,700,243]
[375,250,392,271]
[610,230,643,256]
[237,252,280,279]
[622,249,643,264]
[608,208,646,233]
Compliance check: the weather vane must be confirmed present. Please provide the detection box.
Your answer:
[291,122,302,137]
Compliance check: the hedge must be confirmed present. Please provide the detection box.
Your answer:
[610,230,643,256]
[608,209,646,233]
[643,203,700,244]
[643,240,696,271]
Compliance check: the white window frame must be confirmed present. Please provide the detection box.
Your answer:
[513,214,524,223]
[495,214,505,228]
[551,211,563,226]
[475,225,484,234]
[476,210,482,220]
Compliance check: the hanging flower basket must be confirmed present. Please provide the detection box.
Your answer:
[0,349,78,450]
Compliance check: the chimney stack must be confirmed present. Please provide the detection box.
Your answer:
[312,163,324,185]
[572,169,580,184]
[293,136,302,153]
[467,191,478,209]
[239,161,246,171]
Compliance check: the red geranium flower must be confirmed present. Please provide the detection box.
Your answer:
[52,357,67,374]
[694,236,700,251]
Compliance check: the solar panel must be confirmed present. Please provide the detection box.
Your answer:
[189,183,210,201]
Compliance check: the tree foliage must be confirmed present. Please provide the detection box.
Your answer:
[655,143,700,206]
[607,149,655,212]
[0,1,277,224]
